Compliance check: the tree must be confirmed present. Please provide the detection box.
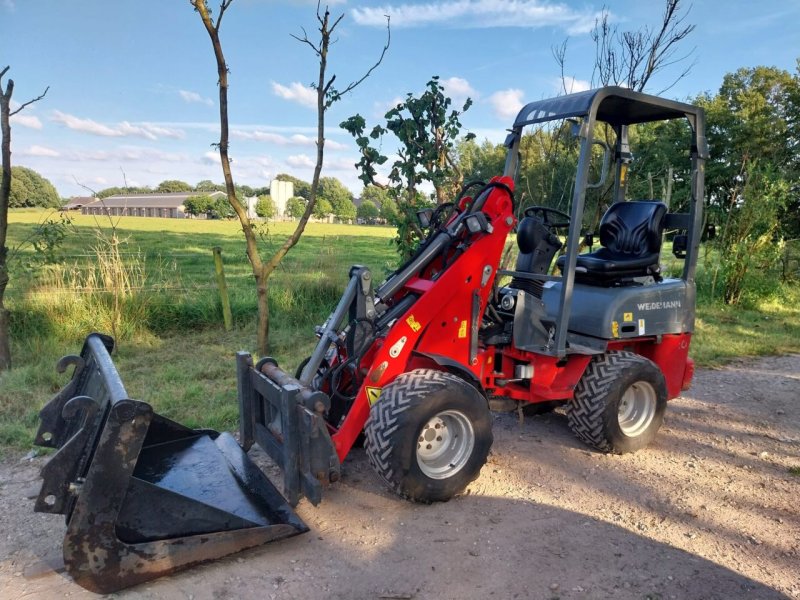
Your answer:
[183,194,216,217]
[319,176,355,221]
[156,179,193,193]
[360,184,390,209]
[285,196,306,219]
[255,194,276,219]
[8,166,61,208]
[555,0,696,94]
[341,76,474,255]
[313,198,332,220]
[97,185,152,198]
[357,199,379,222]
[191,0,389,354]
[195,179,225,192]
[1,65,48,371]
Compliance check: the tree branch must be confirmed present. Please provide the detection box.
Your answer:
[9,86,49,116]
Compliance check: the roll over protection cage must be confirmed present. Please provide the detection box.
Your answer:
[502,86,707,358]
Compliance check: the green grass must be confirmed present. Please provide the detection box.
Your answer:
[1,208,798,455]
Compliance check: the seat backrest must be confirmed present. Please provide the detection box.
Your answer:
[599,201,667,257]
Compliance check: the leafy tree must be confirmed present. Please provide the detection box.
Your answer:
[357,199,380,222]
[97,185,152,198]
[275,173,312,201]
[1,65,48,370]
[183,194,216,217]
[457,138,506,186]
[360,184,390,209]
[8,166,61,208]
[255,194,276,218]
[711,162,789,304]
[313,198,332,220]
[195,179,225,192]
[156,179,193,193]
[319,176,355,221]
[379,196,398,222]
[285,196,306,219]
[341,76,474,256]
[192,0,389,354]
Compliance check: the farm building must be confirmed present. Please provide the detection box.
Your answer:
[62,196,97,211]
[80,191,227,218]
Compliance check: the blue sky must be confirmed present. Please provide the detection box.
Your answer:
[3,0,799,198]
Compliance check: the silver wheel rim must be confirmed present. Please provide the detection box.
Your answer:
[617,381,657,437]
[416,410,475,480]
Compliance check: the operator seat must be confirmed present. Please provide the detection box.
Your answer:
[557,200,667,286]
[509,216,563,298]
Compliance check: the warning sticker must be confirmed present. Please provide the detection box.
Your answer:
[623,312,633,322]
[366,387,382,406]
[458,320,468,339]
[406,315,422,332]
[611,321,619,338]
[638,318,646,335]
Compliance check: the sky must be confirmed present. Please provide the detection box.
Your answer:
[2,0,799,198]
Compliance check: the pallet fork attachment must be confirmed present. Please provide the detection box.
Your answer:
[34,334,308,594]
[237,352,341,507]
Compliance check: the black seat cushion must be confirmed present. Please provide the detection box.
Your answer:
[557,201,667,284]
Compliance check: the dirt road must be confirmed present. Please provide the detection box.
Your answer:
[1,354,798,599]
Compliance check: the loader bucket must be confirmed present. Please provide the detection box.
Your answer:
[33,333,308,594]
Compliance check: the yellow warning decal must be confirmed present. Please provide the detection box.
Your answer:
[458,320,468,339]
[623,312,633,322]
[406,315,422,332]
[611,321,619,338]
[366,386,382,406]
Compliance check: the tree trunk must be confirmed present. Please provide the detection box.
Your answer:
[1,71,14,371]
[256,274,269,357]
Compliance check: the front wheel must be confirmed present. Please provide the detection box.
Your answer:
[364,369,493,503]
[566,351,667,454]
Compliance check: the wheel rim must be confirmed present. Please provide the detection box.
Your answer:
[416,410,475,480]
[617,381,657,437]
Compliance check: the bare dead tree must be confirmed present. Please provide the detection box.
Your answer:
[555,0,696,94]
[0,66,49,371]
[190,0,389,355]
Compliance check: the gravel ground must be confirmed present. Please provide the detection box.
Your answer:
[1,354,798,600]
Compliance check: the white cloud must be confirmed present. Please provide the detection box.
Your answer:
[441,76,477,101]
[325,157,360,171]
[50,111,185,140]
[231,129,349,151]
[271,82,317,109]
[203,151,222,165]
[488,89,525,120]
[179,89,214,106]
[286,154,316,168]
[58,146,187,163]
[10,113,43,129]
[20,145,60,157]
[352,0,603,35]
[557,76,591,94]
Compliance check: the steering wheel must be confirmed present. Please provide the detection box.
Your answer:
[523,206,571,229]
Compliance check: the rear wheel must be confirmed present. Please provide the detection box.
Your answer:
[566,351,667,453]
[364,369,493,503]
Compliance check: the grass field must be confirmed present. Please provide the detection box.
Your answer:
[1,208,798,455]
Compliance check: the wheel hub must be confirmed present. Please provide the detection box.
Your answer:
[618,381,657,437]
[416,410,475,480]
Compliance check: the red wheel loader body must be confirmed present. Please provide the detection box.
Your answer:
[34,86,706,592]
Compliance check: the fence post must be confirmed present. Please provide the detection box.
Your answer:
[212,246,233,331]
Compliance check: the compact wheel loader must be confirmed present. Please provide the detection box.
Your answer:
[34,86,706,592]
